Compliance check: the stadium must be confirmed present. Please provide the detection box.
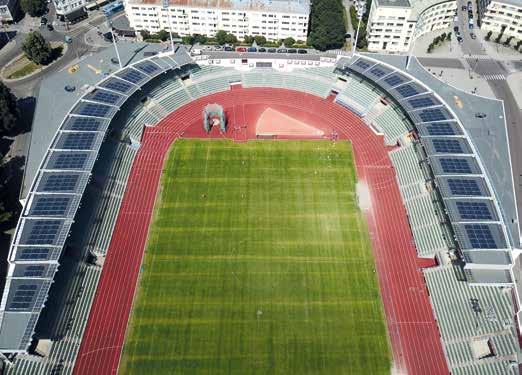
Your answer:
[0,43,520,375]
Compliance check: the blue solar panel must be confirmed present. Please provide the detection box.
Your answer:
[418,108,449,122]
[18,248,50,260]
[368,66,389,78]
[53,154,88,169]
[90,90,120,104]
[77,103,111,118]
[464,224,498,248]
[61,133,96,150]
[24,265,45,277]
[9,285,37,309]
[439,158,472,174]
[447,179,482,196]
[395,84,420,98]
[65,117,104,131]
[118,69,145,84]
[424,123,457,136]
[383,74,407,87]
[31,197,69,216]
[41,174,79,192]
[456,201,493,220]
[432,139,464,153]
[353,59,372,70]
[136,61,160,75]
[407,96,437,108]
[26,220,61,245]
[102,79,132,93]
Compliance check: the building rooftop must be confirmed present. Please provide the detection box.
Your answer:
[375,0,411,8]
[127,0,310,14]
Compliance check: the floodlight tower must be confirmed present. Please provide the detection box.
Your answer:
[162,0,175,53]
[352,7,363,55]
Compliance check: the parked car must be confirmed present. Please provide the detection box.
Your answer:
[267,48,277,53]
[461,5,467,10]
[46,24,54,31]
[214,45,223,50]
[454,25,459,32]
[236,47,247,52]
[298,49,307,54]
[467,2,472,11]
[40,17,48,25]
[224,46,234,51]
[247,47,257,52]
[457,36,463,43]
[287,48,297,53]
[276,48,287,53]
[258,47,266,52]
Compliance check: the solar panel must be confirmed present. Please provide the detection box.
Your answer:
[18,248,50,260]
[439,158,473,174]
[53,153,88,169]
[432,139,464,153]
[383,74,408,87]
[395,84,420,98]
[136,61,160,75]
[447,179,482,196]
[31,196,70,216]
[41,174,79,192]
[423,122,457,136]
[9,285,37,309]
[90,90,120,104]
[368,66,390,78]
[101,79,132,93]
[456,201,493,220]
[417,108,450,122]
[76,103,112,118]
[26,220,62,245]
[464,224,498,248]
[117,69,146,84]
[23,265,45,277]
[64,117,105,131]
[407,96,437,109]
[353,58,372,70]
[60,133,96,150]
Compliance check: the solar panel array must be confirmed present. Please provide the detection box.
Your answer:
[0,50,194,347]
[343,56,510,269]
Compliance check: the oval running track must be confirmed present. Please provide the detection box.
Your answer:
[73,87,449,375]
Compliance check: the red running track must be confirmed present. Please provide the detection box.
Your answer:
[74,87,449,375]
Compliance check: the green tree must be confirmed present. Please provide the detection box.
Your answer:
[140,30,151,40]
[182,34,195,45]
[516,40,522,51]
[193,34,207,44]
[215,30,228,45]
[485,30,492,40]
[254,35,267,46]
[20,0,46,17]
[0,82,19,135]
[283,37,296,47]
[441,32,447,41]
[243,35,254,44]
[22,31,52,65]
[504,36,513,46]
[447,32,452,41]
[309,0,346,51]
[224,32,238,45]
[156,29,169,41]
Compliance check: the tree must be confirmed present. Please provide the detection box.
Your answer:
[243,35,254,44]
[283,37,296,47]
[20,0,46,17]
[309,0,346,51]
[182,34,195,45]
[485,30,492,40]
[441,32,447,41]
[516,40,522,51]
[504,36,513,46]
[22,31,52,65]
[215,30,228,45]
[224,32,238,45]
[254,35,266,46]
[193,34,207,44]
[140,30,151,40]
[447,32,452,41]
[156,29,169,42]
[0,82,19,135]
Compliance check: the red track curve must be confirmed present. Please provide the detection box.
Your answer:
[73,87,449,375]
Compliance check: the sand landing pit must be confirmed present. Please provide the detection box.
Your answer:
[255,107,325,137]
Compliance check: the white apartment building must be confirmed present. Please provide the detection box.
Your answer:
[124,0,310,42]
[481,0,521,40]
[366,0,457,52]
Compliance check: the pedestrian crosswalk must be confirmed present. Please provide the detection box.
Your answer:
[466,54,491,60]
[481,73,506,81]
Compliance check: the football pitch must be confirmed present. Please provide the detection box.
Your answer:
[120,139,390,374]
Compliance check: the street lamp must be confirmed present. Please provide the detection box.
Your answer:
[352,8,363,55]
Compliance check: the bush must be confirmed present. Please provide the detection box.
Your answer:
[283,37,296,47]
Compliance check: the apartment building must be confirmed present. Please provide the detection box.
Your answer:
[481,0,521,40]
[124,0,310,42]
[366,0,457,52]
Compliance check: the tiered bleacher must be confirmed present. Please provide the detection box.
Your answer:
[389,144,448,257]
[424,266,519,375]
[334,75,382,116]
[371,104,410,145]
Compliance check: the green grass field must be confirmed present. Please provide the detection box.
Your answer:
[120,140,390,374]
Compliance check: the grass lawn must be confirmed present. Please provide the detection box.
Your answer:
[120,139,390,374]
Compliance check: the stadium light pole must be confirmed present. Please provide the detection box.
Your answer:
[406,22,420,71]
[352,8,363,56]
[162,0,175,54]
[107,18,123,69]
